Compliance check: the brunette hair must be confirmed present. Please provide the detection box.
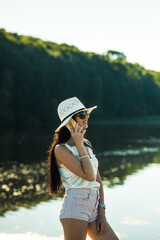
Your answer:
[47,126,71,195]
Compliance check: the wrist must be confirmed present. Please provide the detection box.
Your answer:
[98,203,106,210]
[78,155,89,160]
[75,142,85,149]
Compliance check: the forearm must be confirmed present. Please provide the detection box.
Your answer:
[97,170,105,215]
[99,179,104,204]
[76,143,95,180]
[98,180,105,215]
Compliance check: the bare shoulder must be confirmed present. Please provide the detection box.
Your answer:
[54,144,72,167]
[84,138,89,143]
[54,144,68,155]
[84,138,92,146]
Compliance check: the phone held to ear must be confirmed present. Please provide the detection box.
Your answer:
[65,118,77,132]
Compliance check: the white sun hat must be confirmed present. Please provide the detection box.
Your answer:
[55,97,97,132]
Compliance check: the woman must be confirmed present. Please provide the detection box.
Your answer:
[48,97,119,240]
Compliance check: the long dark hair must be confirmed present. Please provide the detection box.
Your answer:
[47,118,94,195]
[47,126,71,195]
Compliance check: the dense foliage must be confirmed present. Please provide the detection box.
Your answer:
[0,28,160,131]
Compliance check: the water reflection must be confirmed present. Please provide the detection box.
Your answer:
[99,147,160,187]
[100,146,159,156]
[121,216,151,226]
[1,146,160,216]
[88,124,160,153]
[0,161,64,216]
[1,125,160,217]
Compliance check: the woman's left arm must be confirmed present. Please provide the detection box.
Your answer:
[96,169,108,236]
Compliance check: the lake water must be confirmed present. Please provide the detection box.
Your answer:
[0,124,160,240]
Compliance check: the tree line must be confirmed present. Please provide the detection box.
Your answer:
[0,28,160,132]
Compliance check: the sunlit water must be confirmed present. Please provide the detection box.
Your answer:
[0,164,160,240]
[0,125,160,240]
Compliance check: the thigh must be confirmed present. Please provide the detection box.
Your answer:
[87,220,119,240]
[60,218,88,240]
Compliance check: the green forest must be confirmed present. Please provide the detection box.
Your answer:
[0,28,160,132]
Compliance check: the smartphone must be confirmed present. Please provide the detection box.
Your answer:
[65,118,77,132]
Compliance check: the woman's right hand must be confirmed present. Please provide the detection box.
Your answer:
[69,123,86,146]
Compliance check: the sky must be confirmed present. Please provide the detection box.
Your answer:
[0,0,160,72]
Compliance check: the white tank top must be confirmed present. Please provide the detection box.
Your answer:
[58,143,100,190]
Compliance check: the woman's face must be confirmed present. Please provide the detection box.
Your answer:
[74,111,90,130]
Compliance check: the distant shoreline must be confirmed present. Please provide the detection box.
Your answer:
[1,116,160,135]
[90,116,160,125]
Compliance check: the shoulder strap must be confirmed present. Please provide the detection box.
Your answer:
[59,143,71,149]
[65,143,73,151]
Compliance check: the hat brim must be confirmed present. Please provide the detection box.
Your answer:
[55,106,97,132]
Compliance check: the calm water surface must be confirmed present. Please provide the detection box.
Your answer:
[0,124,160,240]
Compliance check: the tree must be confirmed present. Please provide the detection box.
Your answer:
[106,50,126,61]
